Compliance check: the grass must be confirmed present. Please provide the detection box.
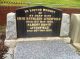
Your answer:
[0,0,80,8]
[0,25,5,33]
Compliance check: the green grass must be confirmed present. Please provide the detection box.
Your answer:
[0,0,80,8]
[0,25,5,33]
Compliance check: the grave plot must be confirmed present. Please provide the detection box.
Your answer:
[14,40,80,59]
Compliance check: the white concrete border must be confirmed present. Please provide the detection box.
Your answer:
[73,43,80,50]
[5,37,71,48]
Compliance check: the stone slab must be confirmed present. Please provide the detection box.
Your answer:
[4,37,71,48]
[4,48,14,59]
[14,40,80,59]
[70,14,80,43]
[60,13,70,36]
[6,12,17,40]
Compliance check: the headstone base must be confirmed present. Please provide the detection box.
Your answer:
[4,37,71,48]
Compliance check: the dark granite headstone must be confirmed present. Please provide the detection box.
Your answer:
[16,6,62,38]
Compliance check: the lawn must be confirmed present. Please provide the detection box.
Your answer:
[0,25,5,33]
[0,0,80,8]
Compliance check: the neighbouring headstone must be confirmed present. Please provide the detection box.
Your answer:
[6,12,17,40]
[60,13,70,36]
[70,14,80,43]
[16,6,62,37]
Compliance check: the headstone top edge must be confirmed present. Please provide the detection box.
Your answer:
[16,6,62,12]
[7,12,15,15]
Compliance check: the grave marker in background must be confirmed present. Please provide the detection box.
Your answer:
[16,6,62,37]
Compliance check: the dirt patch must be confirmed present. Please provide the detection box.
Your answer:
[0,33,8,59]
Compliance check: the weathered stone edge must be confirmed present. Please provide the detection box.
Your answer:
[4,37,71,48]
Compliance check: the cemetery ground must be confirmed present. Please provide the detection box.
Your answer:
[0,25,8,59]
[1,0,80,8]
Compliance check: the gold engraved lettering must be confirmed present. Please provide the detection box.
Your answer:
[39,9,42,11]
[30,27,34,29]
[35,15,37,17]
[26,17,28,20]
[22,17,25,20]
[17,17,22,20]
[58,18,61,20]
[40,30,45,32]
[41,24,51,26]
[44,18,46,20]
[35,9,37,11]
[44,15,47,17]
[38,12,42,14]
[29,15,32,17]
[43,9,45,11]
[47,21,53,23]
[54,18,59,20]
[25,10,28,13]
[33,18,35,20]
[31,17,33,20]
[45,29,52,32]
[33,30,37,32]
[27,30,33,32]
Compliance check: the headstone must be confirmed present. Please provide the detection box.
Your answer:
[6,7,70,39]
[60,13,70,36]
[6,12,17,40]
[14,40,80,59]
[70,14,80,43]
[16,6,62,38]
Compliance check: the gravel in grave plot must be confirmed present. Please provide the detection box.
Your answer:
[14,40,80,59]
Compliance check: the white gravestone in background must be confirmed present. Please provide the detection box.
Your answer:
[60,13,70,36]
[6,12,17,40]
[70,14,80,43]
